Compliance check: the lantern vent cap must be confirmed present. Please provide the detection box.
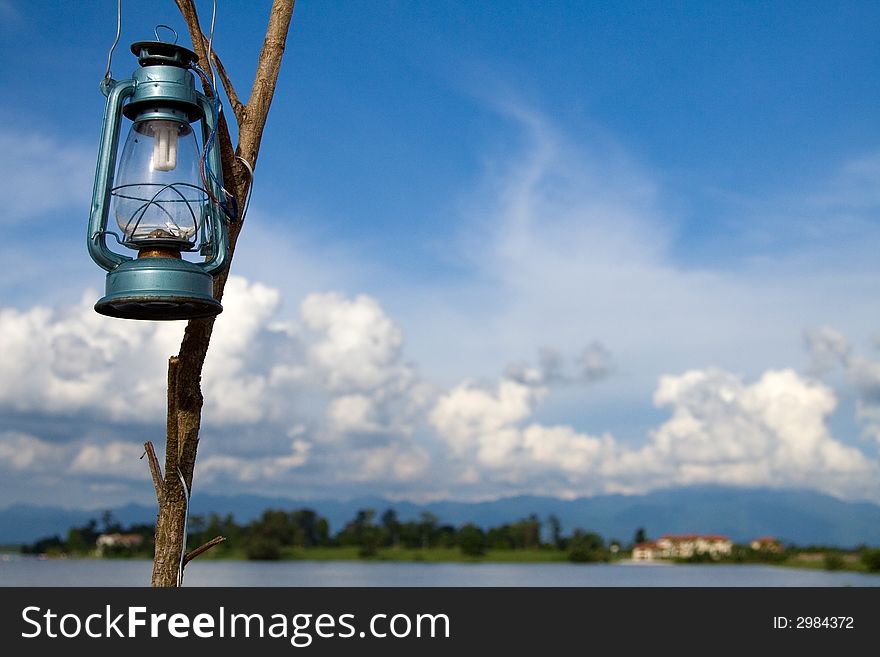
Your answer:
[130,41,198,69]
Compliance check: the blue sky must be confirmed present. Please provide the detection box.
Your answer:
[2,1,880,509]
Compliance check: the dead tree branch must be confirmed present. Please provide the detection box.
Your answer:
[151,0,296,587]
[183,535,226,566]
[173,0,245,122]
[141,441,163,504]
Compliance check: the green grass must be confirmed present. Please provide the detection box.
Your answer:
[183,545,576,563]
[777,553,871,574]
[281,546,572,563]
[28,542,880,573]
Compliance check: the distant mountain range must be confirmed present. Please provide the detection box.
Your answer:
[2,486,880,548]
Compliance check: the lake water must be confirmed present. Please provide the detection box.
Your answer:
[1,555,878,587]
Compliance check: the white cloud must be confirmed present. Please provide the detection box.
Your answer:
[0,293,183,420]
[429,376,621,496]
[3,275,879,504]
[201,276,282,424]
[0,432,59,471]
[0,279,433,499]
[69,441,147,480]
[430,379,543,462]
[352,444,430,483]
[0,431,152,485]
[325,394,383,435]
[197,439,311,484]
[300,292,409,393]
[428,367,879,500]
[641,368,873,495]
[0,279,416,430]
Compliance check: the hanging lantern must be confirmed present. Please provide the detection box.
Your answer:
[87,35,228,320]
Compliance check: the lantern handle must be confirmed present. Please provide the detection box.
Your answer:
[154,24,179,44]
[87,78,137,272]
[196,91,229,276]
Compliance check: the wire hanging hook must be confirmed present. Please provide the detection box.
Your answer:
[154,24,179,44]
[103,0,122,80]
[206,0,218,89]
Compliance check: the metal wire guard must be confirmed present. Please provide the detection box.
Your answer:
[111,182,208,248]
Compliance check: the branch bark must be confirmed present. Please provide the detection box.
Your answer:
[183,535,226,566]
[142,441,163,504]
[151,0,296,587]
[239,1,296,167]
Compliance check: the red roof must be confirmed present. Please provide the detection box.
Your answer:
[659,533,729,542]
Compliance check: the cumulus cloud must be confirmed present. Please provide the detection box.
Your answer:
[325,394,383,435]
[348,444,430,484]
[0,280,432,503]
[640,368,873,495]
[299,292,410,393]
[0,432,60,472]
[3,278,879,505]
[0,295,181,419]
[430,378,545,465]
[0,279,416,428]
[428,367,879,500]
[197,439,311,484]
[0,431,152,484]
[69,441,149,480]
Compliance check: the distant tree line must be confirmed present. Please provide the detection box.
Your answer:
[18,508,880,572]
[185,508,620,562]
[20,508,621,562]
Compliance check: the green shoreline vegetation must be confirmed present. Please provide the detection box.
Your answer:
[16,507,880,575]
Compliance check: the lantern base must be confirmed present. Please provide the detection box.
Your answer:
[95,258,222,321]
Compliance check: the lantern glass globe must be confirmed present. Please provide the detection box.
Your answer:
[112,118,205,245]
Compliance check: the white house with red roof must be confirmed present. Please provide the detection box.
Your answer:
[96,533,144,556]
[632,534,733,561]
[750,536,782,553]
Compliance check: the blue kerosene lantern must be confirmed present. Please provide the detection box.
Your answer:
[87,36,228,320]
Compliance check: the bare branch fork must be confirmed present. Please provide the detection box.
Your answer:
[144,0,296,587]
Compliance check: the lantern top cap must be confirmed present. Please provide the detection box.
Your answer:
[130,41,198,69]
